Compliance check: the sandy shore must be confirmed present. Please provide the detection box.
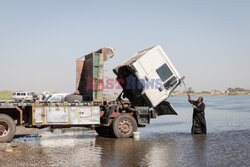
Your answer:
[0,127,48,167]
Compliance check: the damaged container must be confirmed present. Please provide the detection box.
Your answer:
[76,48,114,102]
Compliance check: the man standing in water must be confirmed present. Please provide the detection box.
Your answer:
[188,94,207,134]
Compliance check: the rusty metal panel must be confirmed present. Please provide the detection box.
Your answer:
[76,48,115,102]
[76,60,84,94]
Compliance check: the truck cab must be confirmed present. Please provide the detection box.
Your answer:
[113,45,181,115]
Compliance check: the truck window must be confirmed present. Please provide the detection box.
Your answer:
[21,93,26,96]
[156,64,173,82]
[164,76,177,90]
[17,93,21,96]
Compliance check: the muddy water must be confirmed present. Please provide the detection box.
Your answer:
[10,96,250,166]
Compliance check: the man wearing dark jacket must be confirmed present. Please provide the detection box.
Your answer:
[188,94,207,134]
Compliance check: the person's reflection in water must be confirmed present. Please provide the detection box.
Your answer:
[191,134,207,166]
[192,134,207,151]
[95,137,140,167]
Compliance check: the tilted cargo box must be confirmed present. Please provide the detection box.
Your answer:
[76,48,114,102]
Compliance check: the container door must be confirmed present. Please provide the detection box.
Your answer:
[33,107,44,124]
[46,107,69,124]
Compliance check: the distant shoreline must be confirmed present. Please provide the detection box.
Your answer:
[0,90,249,101]
[104,92,250,100]
[171,92,250,97]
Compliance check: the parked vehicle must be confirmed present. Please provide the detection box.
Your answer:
[41,91,51,100]
[0,46,183,142]
[11,92,38,102]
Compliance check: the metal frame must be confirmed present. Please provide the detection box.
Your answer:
[32,106,71,125]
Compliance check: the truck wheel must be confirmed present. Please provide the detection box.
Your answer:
[112,114,137,138]
[0,114,16,143]
[95,126,114,137]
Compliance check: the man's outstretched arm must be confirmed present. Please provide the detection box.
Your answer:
[188,93,195,104]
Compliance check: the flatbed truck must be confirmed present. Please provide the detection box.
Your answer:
[0,45,182,142]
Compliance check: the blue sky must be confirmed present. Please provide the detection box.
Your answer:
[0,0,249,93]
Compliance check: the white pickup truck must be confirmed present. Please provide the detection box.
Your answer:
[12,92,38,102]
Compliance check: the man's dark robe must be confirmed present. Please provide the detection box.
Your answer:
[189,100,207,134]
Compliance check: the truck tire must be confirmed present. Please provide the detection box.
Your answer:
[95,126,114,137]
[0,114,16,143]
[65,95,83,103]
[112,114,137,138]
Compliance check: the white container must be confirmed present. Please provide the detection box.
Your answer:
[133,132,140,139]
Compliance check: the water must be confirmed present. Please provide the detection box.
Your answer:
[13,96,250,167]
